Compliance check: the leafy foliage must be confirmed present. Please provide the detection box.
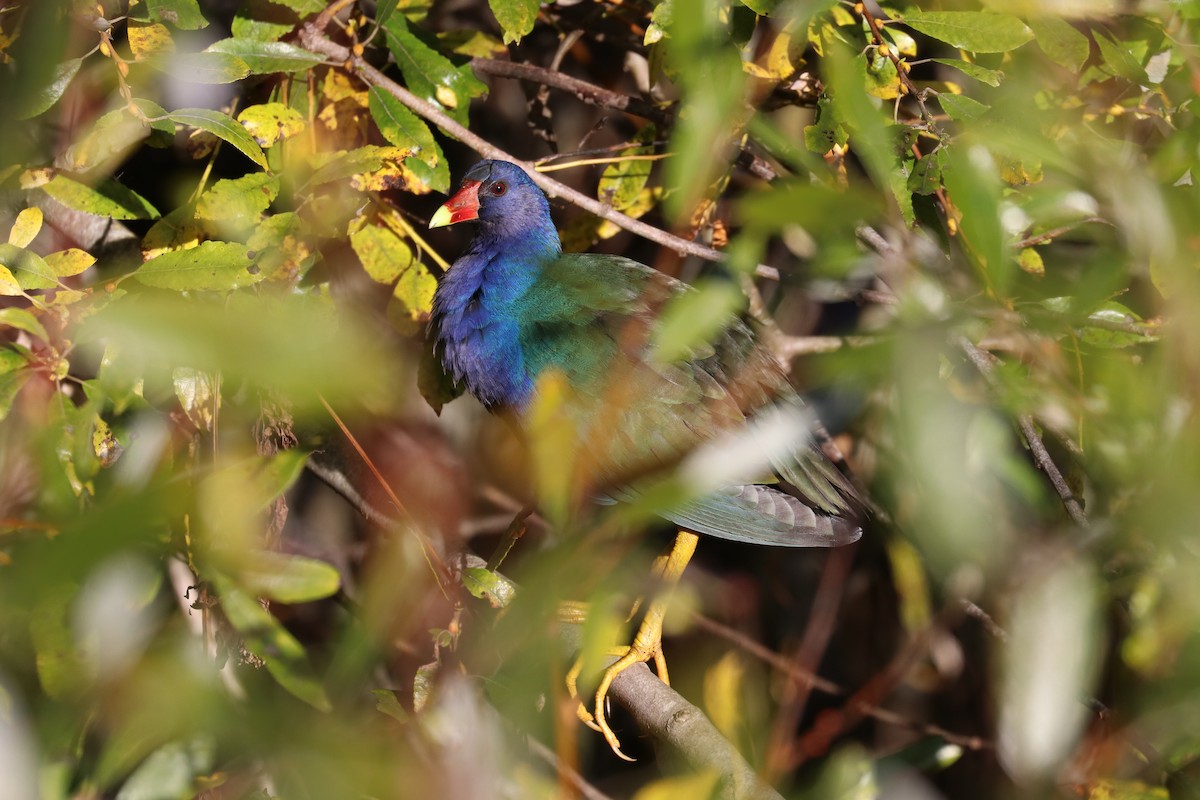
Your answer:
[0,0,1196,798]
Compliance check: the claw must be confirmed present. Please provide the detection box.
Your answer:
[564,530,700,760]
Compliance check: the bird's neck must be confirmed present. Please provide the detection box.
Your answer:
[433,220,560,409]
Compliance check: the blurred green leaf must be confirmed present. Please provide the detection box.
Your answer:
[939,92,990,122]
[18,57,81,120]
[943,145,1009,294]
[206,38,324,74]
[242,550,341,604]
[1095,31,1149,83]
[0,307,49,341]
[214,577,333,711]
[168,108,268,168]
[649,280,743,365]
[901,11,1034,53]
[932,58,1003,87]
[163,51,252,84]
[268,0,325,13]
[1030,16,1090,72]
[631,770,720,800]
[134,241,262,291]
[115,739,215,800]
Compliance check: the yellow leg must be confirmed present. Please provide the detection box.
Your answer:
[568,529,699,760]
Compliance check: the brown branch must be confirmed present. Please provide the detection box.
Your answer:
[958,336,1089,527]
[1013,216,1110,250]
[299,20,781,280]
[471,57,671,125]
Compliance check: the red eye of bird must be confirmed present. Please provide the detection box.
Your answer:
[491,181,507,196]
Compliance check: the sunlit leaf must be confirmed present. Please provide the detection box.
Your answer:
[237,102,306,147]
[489,0,539,44]
[631,770,720,800]
[134,241,262,291]
[598,125,656,212]
[349,219,413,284]
[168,108,268,168]
[195,173,280,221]
[8,207,42,248]
[383,15,488,125]
[462,567,517,608]
[128,21,176,59]
[205,37,324,74]
[901,11,1034,53]
[0,244,56,290]
[139,0,208,28]
[41,174,160,220]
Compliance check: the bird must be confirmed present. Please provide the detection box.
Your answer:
[428,159,862,758]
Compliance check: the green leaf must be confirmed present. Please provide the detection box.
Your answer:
[1080,302,1157,348]
[241,551,341,604]
[266,0,325,13]
[1029,16,1090,73]
[908,149,944,195]
[598,125,656,212]
[41,174,160,220]
[368,87,439,168]
[932,58,1003,87]
[205,38,324,74]
[64,101,175,172]
[0,308,49,341]
[489,0,540,44]
[383,15,487,126]
[164,51,252,84]
[943,145,1010,294]
[387,257,437,336]
[0,365,32,419]
[1095,31,1148,83]
[350,220,413,284]
[232,0,301,41]
[0,348,28,375]
[168,108,268,168]
[823,39,896,197]
[236,102,306,147]
[134,241,263,291]
[901,11,1033,53]
[939,93,990,122]
[144,0,209,29]
[117,740,215,800]
[462,567,517,608]
[195,173,280,221]
[18,58,82,120]
[375,0,400,28]
[213,577,332,711]
[0,244,57,290]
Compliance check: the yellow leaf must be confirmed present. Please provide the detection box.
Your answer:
[434,85,458,109]
[237,102,307,148]
[128,21,175,60]
[19,168,53,190]
[349,221,412,284]
[1017,248,1045,277]
[631,771,721,800]
[387,259,437,336]
[703,651,745,743]
[0,265,23,296]
[8,207,42,248]
[142,208,206,260]
[44,248,96,277]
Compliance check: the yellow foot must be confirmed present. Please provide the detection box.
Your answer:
[565,530,699,761]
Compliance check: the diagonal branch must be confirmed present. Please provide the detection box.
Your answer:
[299,20,781,280]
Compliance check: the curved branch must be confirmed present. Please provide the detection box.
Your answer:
[299,21,781,280]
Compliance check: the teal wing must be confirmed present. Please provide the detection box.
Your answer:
[515,252,862,546]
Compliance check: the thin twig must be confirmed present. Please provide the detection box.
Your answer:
[958,336,1089,527]
[299,22,781,280]
[526,736,618,800]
